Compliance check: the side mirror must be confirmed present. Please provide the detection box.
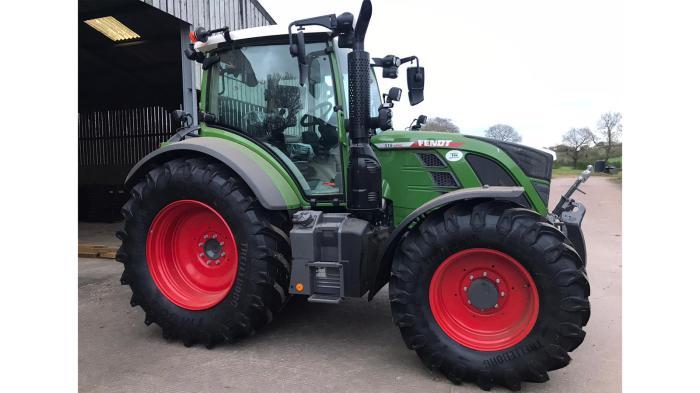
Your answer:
[292,30,309,86]
[309,56,322,87]
[409,114,427,130]
[407,66,425,106]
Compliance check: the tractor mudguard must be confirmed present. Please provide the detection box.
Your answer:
[125,137,303,210]
[368,186,525,300]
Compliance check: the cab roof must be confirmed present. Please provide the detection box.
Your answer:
[193,24,333,53]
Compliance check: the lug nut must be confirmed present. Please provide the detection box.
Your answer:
[212,234,218,239]
[467,300,471,304]
[220,242,224,246]
[494,304,499,308]
[215,260,221,265]
[206,260,211,265]
[198,242,204,247]
[501,291,505,297]
[204,235,209,239]
[199,253,204,257]
[469,275,474,280]
[221,252,226,257]
[463,286,468,292]
[483,272,488,277]
[496,278,501,284]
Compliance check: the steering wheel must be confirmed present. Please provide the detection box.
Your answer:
[300,101,334,128]
[313,101,334,117]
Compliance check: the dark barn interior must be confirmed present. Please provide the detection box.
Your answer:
[78,0,273,221]
[79,0,184,221]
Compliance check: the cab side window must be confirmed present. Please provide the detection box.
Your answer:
[208,43,342,196]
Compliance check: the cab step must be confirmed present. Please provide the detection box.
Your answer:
[308,294,343,304]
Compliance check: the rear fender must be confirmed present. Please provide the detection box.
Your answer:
[125,137,303,210]
[368,186,525,300]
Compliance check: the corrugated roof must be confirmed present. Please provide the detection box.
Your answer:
[140,0,275,29]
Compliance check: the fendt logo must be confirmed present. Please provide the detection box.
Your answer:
[374,140,465,150]
[413,140,456,147]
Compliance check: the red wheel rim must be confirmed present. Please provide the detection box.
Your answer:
[146,200,238,310]
[429,248,539,351]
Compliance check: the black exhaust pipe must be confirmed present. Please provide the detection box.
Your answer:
[347,0,382,214]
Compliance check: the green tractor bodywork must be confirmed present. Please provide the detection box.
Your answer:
[147,41,550,224]
[372,130,549,223]
[127,29,562,296]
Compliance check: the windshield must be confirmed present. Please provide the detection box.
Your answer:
[335,47,382,121]
[206,42,343,196]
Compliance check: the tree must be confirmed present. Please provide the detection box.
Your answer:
[562,127,596,168]
[423,117,460,133]
[596,112,622,163]
[485,124,522,143]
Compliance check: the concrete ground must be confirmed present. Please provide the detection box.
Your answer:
[79,176,621,393]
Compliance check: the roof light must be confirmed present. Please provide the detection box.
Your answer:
[84,16,140,42]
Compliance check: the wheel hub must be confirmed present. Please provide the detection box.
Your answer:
[202,237,223,261]
[466,278,499,310]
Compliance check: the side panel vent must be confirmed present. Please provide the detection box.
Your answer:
[465,154,516,187]
[465,154,532,208]
[417,153,446,167]
[430,172,459,188]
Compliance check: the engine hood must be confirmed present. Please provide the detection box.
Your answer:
[371,131,553,182]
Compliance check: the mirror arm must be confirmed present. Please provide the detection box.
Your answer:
[288,14,340,86]
[400,56,419,68]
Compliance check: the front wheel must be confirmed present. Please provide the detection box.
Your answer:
[389,201,590,391]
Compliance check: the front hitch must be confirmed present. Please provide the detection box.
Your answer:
[550,165,593,264]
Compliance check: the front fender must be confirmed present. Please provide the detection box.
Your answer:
[125,137,303,210]
[368,186,525,300]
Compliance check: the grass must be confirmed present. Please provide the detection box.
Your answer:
[609,171,623,184]
[552,166,583,177]
[552,165,623,183]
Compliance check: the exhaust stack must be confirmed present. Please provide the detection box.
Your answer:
[346,0,382,214]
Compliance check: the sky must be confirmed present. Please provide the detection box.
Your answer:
[259,0,624,148]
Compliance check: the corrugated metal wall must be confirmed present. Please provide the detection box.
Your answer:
[142,0,274,28]
[141,0,275,87]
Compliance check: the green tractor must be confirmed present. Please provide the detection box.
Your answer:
[117,1,591,390]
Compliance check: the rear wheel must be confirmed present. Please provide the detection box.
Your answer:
[117,157,291,348]
[389,200,590,391]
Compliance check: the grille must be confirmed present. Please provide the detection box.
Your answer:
[533,182,551,205]
[430,172,459,188]
[417,153,446,167]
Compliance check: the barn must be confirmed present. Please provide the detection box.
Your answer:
[78,0,274,221]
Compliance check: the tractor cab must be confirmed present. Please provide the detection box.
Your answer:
[190,26,383,197]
